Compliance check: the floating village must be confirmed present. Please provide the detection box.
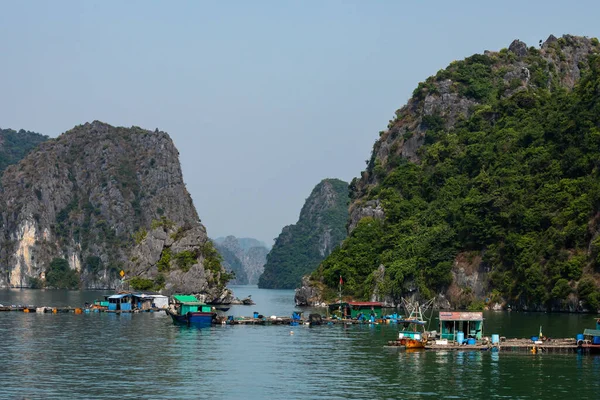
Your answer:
[2,291,600,355]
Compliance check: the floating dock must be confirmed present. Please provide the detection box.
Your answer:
[387,337,588,353]
[427,338,579,353]
[0,305,163,314]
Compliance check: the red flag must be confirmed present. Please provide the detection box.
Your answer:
[339,275,343,285]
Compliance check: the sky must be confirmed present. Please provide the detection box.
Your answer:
[1,1,599,245]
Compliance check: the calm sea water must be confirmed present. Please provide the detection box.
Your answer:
[1,285,599,399]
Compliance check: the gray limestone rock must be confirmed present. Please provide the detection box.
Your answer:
[508,39,529,57]
[0,121,231,300]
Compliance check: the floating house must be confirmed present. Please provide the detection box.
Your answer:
[107,293,133,311]
[439,311,484,341]
[150,295,169,309]
[132,293,169,310]
[328,301,383,319]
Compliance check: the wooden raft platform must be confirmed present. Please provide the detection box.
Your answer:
[0,306,164,314]
[417,338,580,353]
[216,316,383,326]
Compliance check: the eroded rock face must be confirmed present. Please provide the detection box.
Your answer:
[348,200,385,233]
[294,276,325,306]
[0,121,230,299]
[243,246,269,285]
[508,39,528,58]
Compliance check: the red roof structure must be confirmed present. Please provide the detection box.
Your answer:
[347,301,383,307]
[439,311,483,321]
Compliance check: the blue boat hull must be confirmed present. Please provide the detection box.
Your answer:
[166,309,215,325]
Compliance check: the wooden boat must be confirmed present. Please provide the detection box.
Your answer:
[579,318,600,353]
[391,298,434,349]
[397,320,428,349]
[166,295,215,325]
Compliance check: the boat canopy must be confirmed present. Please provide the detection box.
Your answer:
[173,295,204,306]
[583,328,600,337]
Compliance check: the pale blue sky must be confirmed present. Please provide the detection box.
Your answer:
[1,1,599,244]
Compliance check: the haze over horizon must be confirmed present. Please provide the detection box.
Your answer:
[2,0,599,245]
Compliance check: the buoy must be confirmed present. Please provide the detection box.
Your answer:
[290,331,294,335]
[23,308,30,313]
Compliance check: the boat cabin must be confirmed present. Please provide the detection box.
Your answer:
[107,294,133,311]
[328,301,383,319]
[172,295,212,314]
[439,311,484,340]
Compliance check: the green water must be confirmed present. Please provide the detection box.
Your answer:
[0,286,598,399]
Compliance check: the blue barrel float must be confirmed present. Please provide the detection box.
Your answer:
[253,312,259,318]
[491,334,500,344]
[576,333,584,341]
[456,331,465,344]
[593,336,600,345]
[467,338,477,345]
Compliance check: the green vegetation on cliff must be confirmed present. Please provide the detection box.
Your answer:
[0,128,48,175]
[259,178,349,289]
[45,258,80,289]
[316,37,600,310]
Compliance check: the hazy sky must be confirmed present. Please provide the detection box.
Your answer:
[1,1,599,245]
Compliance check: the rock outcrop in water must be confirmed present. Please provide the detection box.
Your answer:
[0,121,232,301]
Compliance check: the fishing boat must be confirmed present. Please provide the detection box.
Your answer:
[389,298,434,349]
[397,319,428,349]
[166,295,216,325]
[579,318,600,353]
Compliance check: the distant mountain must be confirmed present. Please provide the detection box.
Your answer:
[0,128,49,175]
[215,236,270,251]
[213,235,269,285]
[258,178,349,289]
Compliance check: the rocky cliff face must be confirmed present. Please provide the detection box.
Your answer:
[0,121,231,300]
[213,236,269,285]
[258,178,349,289]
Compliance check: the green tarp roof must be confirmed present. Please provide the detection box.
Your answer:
[173,295,203,305]
[583,328,600,337]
